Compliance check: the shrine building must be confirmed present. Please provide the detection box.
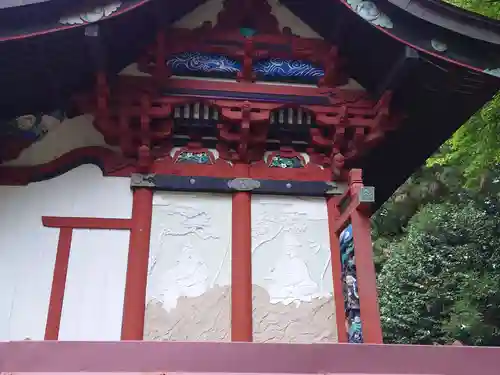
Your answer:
[0,0,499,374]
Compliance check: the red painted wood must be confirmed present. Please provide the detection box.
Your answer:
[42,216,132,230]
[1,340,500,374]
[326,197,348,343]
[0,146,336,186]
[214,0,279,35]
[121,188,154,340]
[116,75,368,105]
[348,169,383,344]
[153,154,237,178]
[44,228,72,340]
[0,147,134,186]
[332,194,361,233]
[231,164,253,342]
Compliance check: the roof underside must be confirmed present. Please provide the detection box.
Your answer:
[0,0,499,210]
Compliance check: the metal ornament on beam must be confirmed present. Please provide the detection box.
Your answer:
[333,186,376,233]
[359,186,375,204]
[130,173,347,197]
[130,173,155,188]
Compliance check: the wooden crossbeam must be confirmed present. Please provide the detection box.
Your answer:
[130,173,347,197]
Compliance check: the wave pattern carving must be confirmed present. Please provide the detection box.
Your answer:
[167,52,241,77]
[254,58,324,81]
[165,53,324,82]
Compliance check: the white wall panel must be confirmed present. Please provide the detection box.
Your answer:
[58,229,129,341]
[144,192,232,341]
[251,195,337,343]
[0,165,131,341]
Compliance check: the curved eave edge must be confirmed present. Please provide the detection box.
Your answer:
[0,147,132,185]
[0,0,51,10]
[0,0,152,43]
[339,0,500,79]
[386,0,500,44]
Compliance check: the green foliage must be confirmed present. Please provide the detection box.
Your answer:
[432,1,500,187]
[378,201,500,345]
[374,0,500,348]
[428,94,500,189]
[443,0,500,19]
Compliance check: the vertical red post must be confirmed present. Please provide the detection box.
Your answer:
[326,198,348,343]
[45,228,73,340]
[349,169,383,344]
[231,164,253,342]
[121,187,153,340]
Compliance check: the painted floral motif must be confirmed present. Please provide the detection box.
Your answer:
[166,52,241,76]
[59,2,121,25]
[269,155,304,168]
[175,151,212,164]
[346,0,393,29]
[340,224,363,343]
[253,58,325,80]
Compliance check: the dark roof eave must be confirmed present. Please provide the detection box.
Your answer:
[386,0,500,44]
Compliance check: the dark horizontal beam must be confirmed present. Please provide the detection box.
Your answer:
[131,173,348,197]
[162,88,331,105]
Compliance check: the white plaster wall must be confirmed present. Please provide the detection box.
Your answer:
[173,0,224,29]
[3,114,116,167]
[0,165,132,341]
[144,191,232,341]
[58,229,129,341]
[251,195,337,343]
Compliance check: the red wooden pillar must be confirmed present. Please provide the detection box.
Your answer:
[44,228,72,340]
[326,198,348,343]
[121,187,153,340]
[349,169,383,344]
[231,164,253,342]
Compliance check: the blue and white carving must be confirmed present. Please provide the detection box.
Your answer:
[431,39,447,53]
[340,224,364,343]
[253,58,324,81]
[0,110,65,141]
[346,0,393,29]
[484,68,500,78]
[167,52,241,77]
[59,2,121,25]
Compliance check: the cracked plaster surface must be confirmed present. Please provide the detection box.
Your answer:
[144,192,231,341]
[251,196,337,343]
[144,285,230,341]
[253,285,337,343]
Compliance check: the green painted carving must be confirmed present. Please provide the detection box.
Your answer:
[239,27,257,37]
[269,155,304,168]
[176,151,212,164]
